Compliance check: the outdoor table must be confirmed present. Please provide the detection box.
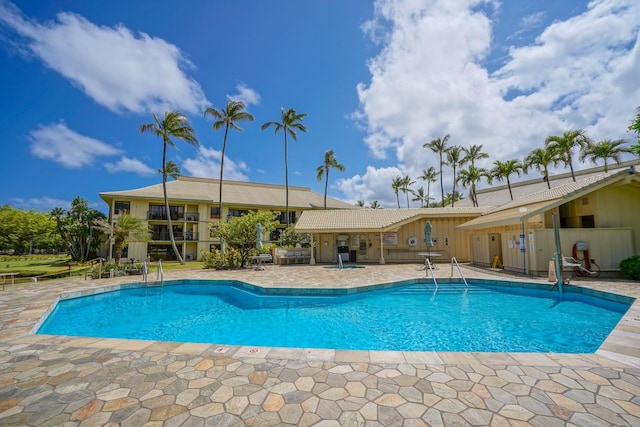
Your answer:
[249,255,272,270]
[1,272,19,290]
[417,252,441,269]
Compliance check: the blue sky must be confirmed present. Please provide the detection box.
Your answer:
[1,0,638,212]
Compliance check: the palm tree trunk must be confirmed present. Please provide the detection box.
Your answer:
[163,139,184,264]
[451,167,457,208]
[323,168,329,209]
[219,125,229,220]
[507,177,514,200]
[284,131,289,225]
[427,182,431,208]
[568,154,576,181]
[439,154,445,207]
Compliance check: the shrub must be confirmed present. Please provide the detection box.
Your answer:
[619,255,640,281]
[200,249,224,269]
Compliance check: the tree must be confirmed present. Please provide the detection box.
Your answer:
[443,191,463,206]
[94,214,151,264]
[411,187,430,208]
[400,175,415,208]
[316,149,345,209]
[545,130,590,181]
[262,108,308,225]
[369,200,381,209]
[424,134,450,207]
[418,166,439,208]
[140,111,199,264]
[0,205,59,254]
[629,106,640,144]
[446,145,466,207]
[524,147,558,189]
[204,100,255,221]
[580,139,630,172]
[158,160,181,181]
[209,210,279,268]
[391,175,403,208]
[462,144,489,167]
[355,200,365,207]
[50,197,106,262]
[457,165,490,207]
[490,159,524,200]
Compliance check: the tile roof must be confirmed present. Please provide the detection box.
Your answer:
[99,176,355,209]
[295,207,488,232]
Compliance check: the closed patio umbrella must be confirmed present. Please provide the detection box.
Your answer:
[256,223,263,250]
[424,221,433,253]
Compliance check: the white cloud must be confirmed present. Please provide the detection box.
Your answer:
[182,146,249,181]
[9,196,72,211]
[228,83,261,106]
[335,166,403,208]
[342,0,640,204]
[0,3,208,114]
[29,122,121,168]
[104,156,155,176]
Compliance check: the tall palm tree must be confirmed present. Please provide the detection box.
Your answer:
[490,159,524,200]
[391,175,403,208]
[370,200,381,209]
[545,130,590,181]
[411,187,430,208]
[457,165,490,207]
[446,145,466,207]
[424,134,450,207]
[418,166,439,208]
[400,175,415,208]
[94,215,150,264]
[261,108,308,225]
[579,139,630,172]
[316,150,345,209]
[140,111,199,264]
[462,144,489,167]
[158,160,181,181]
[355,200,365,207]
[524,147,558,189]
[205,101,255,222]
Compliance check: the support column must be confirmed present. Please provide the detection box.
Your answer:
[310,234,316,265]
[379,232,385,264]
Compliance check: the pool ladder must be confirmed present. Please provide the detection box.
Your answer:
[450,257,468,289]
[142,260,164,287]
[425,257,438,291]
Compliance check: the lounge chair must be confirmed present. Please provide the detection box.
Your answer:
[561,255,596,275]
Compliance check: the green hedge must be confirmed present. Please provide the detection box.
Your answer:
[619,255,640,281]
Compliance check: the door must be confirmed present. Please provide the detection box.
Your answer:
[318,234,335,263]
[489,233,502,267]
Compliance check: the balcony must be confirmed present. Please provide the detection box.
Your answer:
[185,212,199,221]
[147,212,185,221]
[151,231,199,241]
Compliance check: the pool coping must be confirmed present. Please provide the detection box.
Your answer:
[5,264,640,369]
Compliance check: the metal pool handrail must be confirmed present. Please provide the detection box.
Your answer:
[425,258,438,291]
[450,257,468,288]
[157,260,164,286]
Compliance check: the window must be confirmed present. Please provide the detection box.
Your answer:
[114,201,130,215]
[210,207,221,219]
[277,211,296,224]
[227,209,249,218]
[581,215,595,228]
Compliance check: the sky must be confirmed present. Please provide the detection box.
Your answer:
[1,0,638,213]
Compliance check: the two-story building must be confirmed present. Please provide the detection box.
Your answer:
[99,176,354,261]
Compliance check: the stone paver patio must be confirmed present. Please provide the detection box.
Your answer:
[1,263,640,426]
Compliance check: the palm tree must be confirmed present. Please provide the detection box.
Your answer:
[355,200,365,207]
[446,145,466,207]
[545,130,591,181]
[158,160,181,181]
[418,166,439,208]
[524,147,558,189]
[631,142,640,158]
[140,111,199,264]
[205,100,255,222]
[490,159,524,200]
[94,215,150,264]
[411,187,430,208]
[261,108,308,225]
[462,144,489,167]
[391,176,403,208]
[457,165,490,207]
[424,134,450,207]
[316,150,345,209]
[400,175,415,208]
[370,200,381,209]
[579,139,630,172]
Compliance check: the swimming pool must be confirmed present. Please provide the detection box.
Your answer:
[38,280,631,353]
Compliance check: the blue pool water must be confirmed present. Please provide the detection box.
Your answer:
[38,281,630,353]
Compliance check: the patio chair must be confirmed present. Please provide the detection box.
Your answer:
[561,255,596,275]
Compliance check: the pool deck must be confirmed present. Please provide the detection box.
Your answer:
[1,263,640,426]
